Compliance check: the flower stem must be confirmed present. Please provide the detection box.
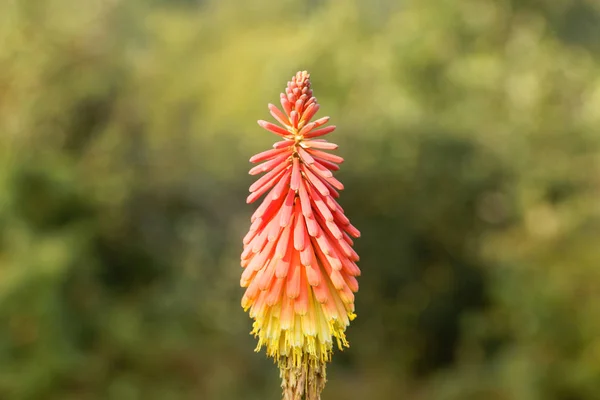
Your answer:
[280,355,327,400]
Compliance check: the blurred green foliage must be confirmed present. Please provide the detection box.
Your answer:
[1,0,600,399]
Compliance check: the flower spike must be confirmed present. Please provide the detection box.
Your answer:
[241,71,361,400]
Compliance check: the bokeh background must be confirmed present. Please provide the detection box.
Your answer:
[1,0,600,399]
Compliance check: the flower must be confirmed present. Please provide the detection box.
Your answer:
[241,71,360,399]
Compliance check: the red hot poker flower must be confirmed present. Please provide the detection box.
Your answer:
[241,71,361,400]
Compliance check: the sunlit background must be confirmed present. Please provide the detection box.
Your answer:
[1,0,600,399]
